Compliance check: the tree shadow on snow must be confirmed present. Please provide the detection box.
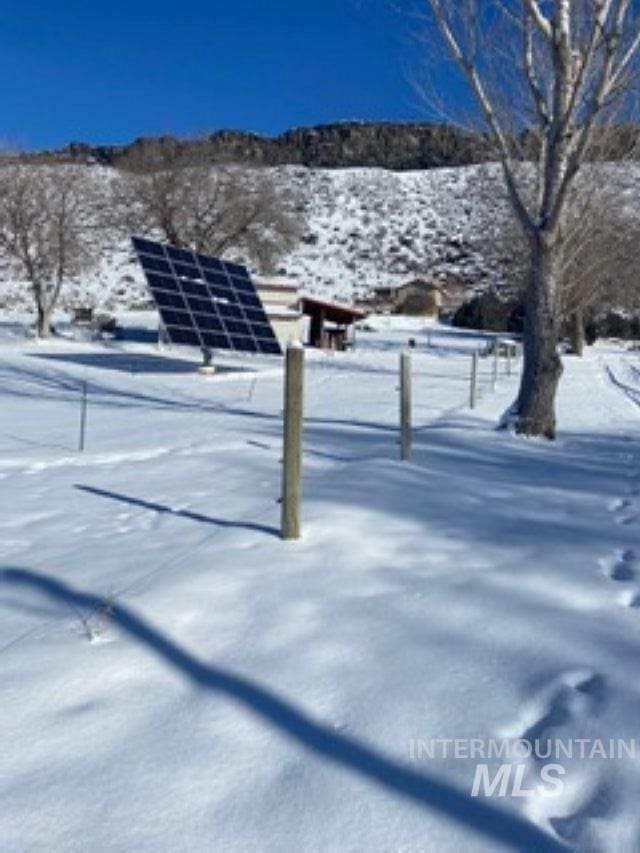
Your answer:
[1,566,566,853]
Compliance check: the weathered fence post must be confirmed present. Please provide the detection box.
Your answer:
[78,380,88,452]
[492,340,500,390]
[281,344,304,540]
[506,342,512,377]
[470,351,479,409]
[400,352,412,461]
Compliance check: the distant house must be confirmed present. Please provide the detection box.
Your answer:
[254,277,302,348]
[369,279,442,317]
[362,275,471,318]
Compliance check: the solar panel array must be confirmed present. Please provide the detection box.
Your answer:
[132,237,282,356]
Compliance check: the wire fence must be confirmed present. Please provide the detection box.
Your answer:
[0,330,522,655]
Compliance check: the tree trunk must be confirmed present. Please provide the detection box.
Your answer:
[36,301,54,338]
[568,307,585,357]
[515,237,563,439]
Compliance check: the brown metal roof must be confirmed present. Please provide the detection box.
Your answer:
[299,296,367,325]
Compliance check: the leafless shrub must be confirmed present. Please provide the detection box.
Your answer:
[112,143,302,273]
[0,164,98,336]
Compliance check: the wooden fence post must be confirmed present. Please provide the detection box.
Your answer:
[78,380,88,452]
[493,340,500,390]
[506,342,512,377]
[470,351,479,409]
[281,344,304,540]
[400,352,412,461]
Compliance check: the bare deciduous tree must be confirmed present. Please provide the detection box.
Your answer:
[113,144,302,274]
[422,0,640,437]
[473,163,640,355]
[0,165,96,337]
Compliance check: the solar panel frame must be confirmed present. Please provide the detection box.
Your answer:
[132,236,283,356]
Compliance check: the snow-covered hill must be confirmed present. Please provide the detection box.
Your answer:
[0,164,509,314]
[276,165,506,301]
[3,160,640,316]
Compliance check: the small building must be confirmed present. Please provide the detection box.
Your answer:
[371,279,443,317]
[299,296,366,351]
[254,276,302,349]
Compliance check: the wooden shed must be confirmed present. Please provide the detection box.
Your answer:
[299,296,366,351]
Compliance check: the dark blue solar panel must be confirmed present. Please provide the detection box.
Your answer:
[224,261,246,276]
[187,296,213,314]
[229,275,254,292]
[170,328,201,346]
[140,255,172,275]
[133,237,166,257]
[218,302,244,320]
[161,309,193,328]
[181,279,208,297]
[224,319,252,336]
[172,262,200,280]
[253,322,276,339]
[132,236,283,355]
[147,272,178,292]
[201,331,231,349]
[167,246,195,264]
[232,336,258,353]
[193,313,224,331]
[203,270,231,287]
[197,254,225,271]
[237,293,263,309]
[257,339,282,355]
[208,285,233,302]
[244,307,269,323]
[154,290,188,310]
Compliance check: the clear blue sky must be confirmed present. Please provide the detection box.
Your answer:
[1,0,442,150]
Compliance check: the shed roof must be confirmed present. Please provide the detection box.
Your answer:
[299,296,367,325]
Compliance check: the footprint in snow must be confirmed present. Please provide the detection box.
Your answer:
[599,550,637,582]
[548,780,614,849]
[618,589,640,609]
[501,669,607,748]
[608,497,632,513]
[501,669,610,845]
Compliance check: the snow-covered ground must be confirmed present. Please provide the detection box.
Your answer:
[2,316,640,852]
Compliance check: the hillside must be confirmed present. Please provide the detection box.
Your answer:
[0,163,509,314]
[2,159,640,316]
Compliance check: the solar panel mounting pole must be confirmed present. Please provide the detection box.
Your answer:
[281,343,304,540]
[199,347,216,376]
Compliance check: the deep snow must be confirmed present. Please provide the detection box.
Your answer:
[2,317,640,852]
